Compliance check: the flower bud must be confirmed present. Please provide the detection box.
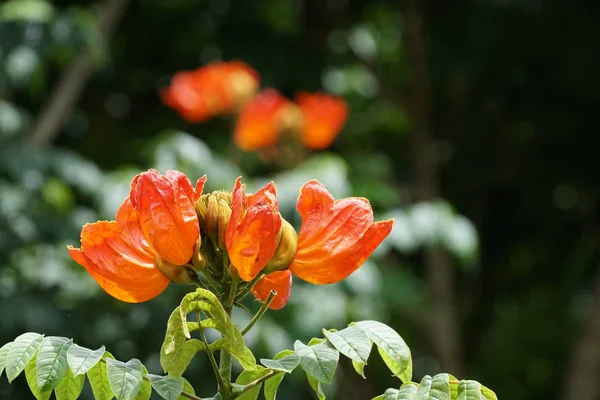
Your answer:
[263,218,298,274]
[155,254,195,284]
[217,199,232,251]
[205,194,220,242]
[190,235,207,272]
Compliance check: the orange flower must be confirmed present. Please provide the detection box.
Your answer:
[251,270,292,310]
[296,92,348,150]
[162,61,259,123]
[68,198,169,303]
[289,180,393,284]
[130,170,206,266]
[225,177,282,281]
[233,89,297,150]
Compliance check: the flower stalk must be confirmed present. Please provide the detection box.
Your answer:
[241,290,276,336]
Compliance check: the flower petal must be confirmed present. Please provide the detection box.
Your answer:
[130,169,200,265]
[226,178,282,281]
[233,89,291,150]
[68,221,170,302]
[251,270,293,310]
[289,180,393,284]
[296,92,348,150]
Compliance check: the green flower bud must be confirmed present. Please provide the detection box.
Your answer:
[263,218,298,274]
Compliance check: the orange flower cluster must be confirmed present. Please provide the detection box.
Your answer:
[69,170,393,309]
[162,61,348,151]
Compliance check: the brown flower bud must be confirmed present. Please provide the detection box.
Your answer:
[263,218,298,274]
[155,254,195,284]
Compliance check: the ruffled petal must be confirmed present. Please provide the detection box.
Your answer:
[290,180,393,284]
[251,270,293,310]
[226,178,282,281]
[130,169,200,265]
[68,221,170,302]
[290,219,393,284]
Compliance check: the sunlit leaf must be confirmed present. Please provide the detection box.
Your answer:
[323,326,372,364]
[352,359,366,379]
[457,380,483,400]
[36,336,72,390]
[294,340,339,384]
[24,354,52,400]
[87,352,115,400]
[67,344,105,376]
[260,354,299,373]
[133,365,151,400]
[0,0,55,22]
[306,373,326,400]
[481,385,498,400]
[147,374,184,400]
[235,366,269,400]
[211,339,256,371]
[263,349,294,400]
[176,378,196,400]
[54,368,85,400]
[106,358,144,400]
[0,341,12,377]
[5,332,44,382]
[353,321,412,382]
[162,338,207,376]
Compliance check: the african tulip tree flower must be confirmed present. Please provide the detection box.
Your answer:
[225,178,282,281]
[233,89,300,150]
[130,170,206,266]
[296,92,348,150]
[68,170,206,303]
[162,61,259,123]
[69,169,392,310]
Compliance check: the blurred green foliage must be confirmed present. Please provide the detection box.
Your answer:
[1,0,598,399]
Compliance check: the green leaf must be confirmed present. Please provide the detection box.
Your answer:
[88,352,115,400]
[294,340,339,384]
[414,374,452,400]
[54,368,85,400]
[353,321,412,382]
[481,385,498,400]
[260,354,299,373]
[457,380,483,400]
[147,374,184,400]
[5,332,44,382]
[67,344,105,376]
[162,339,208,376]
[0,341,12,377]
[306,373,326,400]
[0,0,55,22]
[106,358,144,400]
[263,350,295,400]
[263,372,285,400]
[36,336,72,390]
[323,327,372,364]
[179,289,234,340]
[133,365,152,400]
[24,353,52,400]
[376,383,419,400]
[352,359,366,378]
[176,378,196,400]
[211,339,256,371]
[235,366,269,400]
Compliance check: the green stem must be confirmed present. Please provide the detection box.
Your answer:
[241,290,276,336]
[196,311,230,397]
[218,278,238,397]
[231,370,278,399]
[200,269,222,293]
[233,273,265,303]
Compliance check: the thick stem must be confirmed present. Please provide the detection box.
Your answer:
[231,370,278,399]
[402,0,462,375]
[218,279,238,396]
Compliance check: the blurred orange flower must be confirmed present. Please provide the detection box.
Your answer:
[296,92,348,150]
[226,177,282,281]
[251,270,292,310]
[68,170,206,302]
[233,89,298,151]
[162,61,259,123]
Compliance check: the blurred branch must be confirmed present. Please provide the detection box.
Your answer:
[401,0,463,375]
[561,270,600,400]
[28,0,130,146]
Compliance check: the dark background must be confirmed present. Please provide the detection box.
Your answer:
[1,0,599,398]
